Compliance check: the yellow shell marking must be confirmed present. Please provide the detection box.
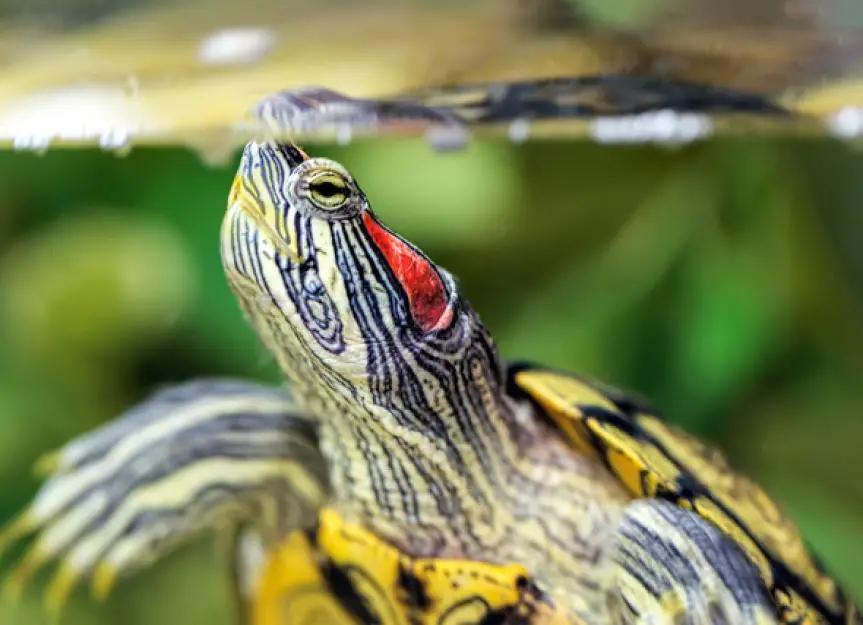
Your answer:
[254,507,573,625]
[513,368,858,625]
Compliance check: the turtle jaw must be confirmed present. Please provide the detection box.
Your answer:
[219,150,387,406]
[222,144,305,270]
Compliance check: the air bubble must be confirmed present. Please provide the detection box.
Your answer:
[198,28,276,66]
[508,119,531,144]
[99,129,131,155]
[12,133,52,153]
[828,106,863,139]
[335,124,353,146]
[425,124,471,153]
[589,110,714,146]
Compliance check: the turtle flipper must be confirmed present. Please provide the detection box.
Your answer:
[0,379,329,618]
[607,499,777,625]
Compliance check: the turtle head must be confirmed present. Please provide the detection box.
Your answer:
[221,141,494,411]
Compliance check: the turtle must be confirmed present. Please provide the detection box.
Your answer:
[1,112,860,625]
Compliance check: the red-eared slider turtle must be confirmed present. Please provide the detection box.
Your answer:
[0,105,859,625]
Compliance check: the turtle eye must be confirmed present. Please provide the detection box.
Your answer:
[307,171,350,210]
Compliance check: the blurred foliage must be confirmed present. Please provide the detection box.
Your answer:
[0,134,861,624]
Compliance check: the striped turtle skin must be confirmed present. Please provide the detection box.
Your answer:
[2,127,861,624]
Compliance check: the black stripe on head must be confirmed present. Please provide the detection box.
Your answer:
[271,142,308,170]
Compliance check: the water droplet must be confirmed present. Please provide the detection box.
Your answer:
[335,124,353,146]
[425,123,471,153]
[508,119,531,143]
[589,110,713,146]
[12,133,53,153]
[828,106,863,139]
[0,86,147,149]
[99,129,131,155]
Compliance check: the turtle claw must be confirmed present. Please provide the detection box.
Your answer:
[1,379,327,622]
[3,542,49,603]
[45,561,81,615]
[0,511,36,559]
[33,450,63,477]
[1,509,114,618]
[91,562,117,602]
[1,496,90,617]
[1,513,116,617]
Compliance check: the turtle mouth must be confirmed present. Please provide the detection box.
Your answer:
[226,180,304,265]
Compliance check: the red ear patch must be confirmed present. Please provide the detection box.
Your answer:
[362,213,452,332]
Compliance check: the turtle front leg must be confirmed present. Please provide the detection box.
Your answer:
[605,499,778,625]
[250,506,575,625]
[0,379,329,620]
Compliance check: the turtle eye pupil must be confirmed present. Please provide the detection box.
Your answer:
[306,171,351,211]
[313,181,342,198]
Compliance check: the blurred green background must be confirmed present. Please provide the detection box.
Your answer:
[1,136,863,622]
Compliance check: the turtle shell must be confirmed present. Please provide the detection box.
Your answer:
[508,362,861,625]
